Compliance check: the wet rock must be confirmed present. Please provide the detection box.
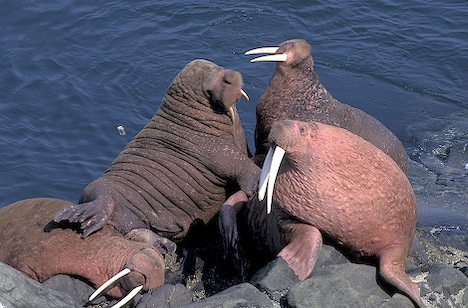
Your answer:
[136,283,192,308]
[426,263,467,296]
[180,283,273,308]
[286,262,414,308]
[250,257,298,301]
[0,262,80,308]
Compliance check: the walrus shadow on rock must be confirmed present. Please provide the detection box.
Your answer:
[220,120,422,307]
[245,39,408,173]
[0,198,167,300]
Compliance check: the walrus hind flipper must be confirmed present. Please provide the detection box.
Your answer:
[278,223,323,281]
[53,199,115,238]
[125,228,176,256]
[379,248,422,307]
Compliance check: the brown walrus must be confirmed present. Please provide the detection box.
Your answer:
[0,198,166,302]
[245,39,408,173]
[53,59,260,243]
[220,120,421,307]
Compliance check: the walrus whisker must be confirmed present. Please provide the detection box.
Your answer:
[259,147,274,201]
[110,285,143,308]
[240,89,249,101]
[266,146,285,214]
[88,268,131,301]
[245,46,279,55]
[250,54,288,63]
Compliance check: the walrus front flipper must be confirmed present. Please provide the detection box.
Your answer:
[219,191,248,258]
[53,197,115,238]
[278,223,323,280]
[125,228,176,256]
[218,190,249,278]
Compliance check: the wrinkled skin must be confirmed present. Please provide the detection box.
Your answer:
[0,198,166,299]
[254,39,408,173]
[220,120,421,307]
[54,59,260,242]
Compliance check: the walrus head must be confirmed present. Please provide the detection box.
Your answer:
[171,59,249,121]
[258,120,318,214]
[245,39,313,72]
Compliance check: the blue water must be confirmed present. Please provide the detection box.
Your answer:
[0,1,467,228]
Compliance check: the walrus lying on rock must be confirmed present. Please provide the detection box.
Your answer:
[220,120,421,307]
[54,59,260,243]
[245,39,408,173]
[0,198,166,307]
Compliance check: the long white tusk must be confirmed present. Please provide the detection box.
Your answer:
[266,146,285,214]
[89,268,131,301]
[240,89,249,101]
[258,147,274,201]
[251,54,288,63]
[245,47,279,55]
[111,285,143,308]
[228,106,236,122]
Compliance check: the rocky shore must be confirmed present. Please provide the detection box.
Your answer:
[1,225,466,308]
[1,115,467,308]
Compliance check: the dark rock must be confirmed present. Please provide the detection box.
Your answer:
[250,257,298,301]
[42,274,97,305]
[314,244,350,269]
[136,283,192,308]
[287,262,414,308]
[180,283,273,308]
[0,262,80,308]
[426,263,467,295]
[380,293,414,308]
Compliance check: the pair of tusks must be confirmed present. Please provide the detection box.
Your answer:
[258,146,286,214]
[88,268,142,308]
[228,89,249,121]
[245,46,288,63]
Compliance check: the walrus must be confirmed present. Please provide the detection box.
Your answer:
[54,59,260,243]
[219,120,421,307]
[0,198,167,306]
[245,39,408,173]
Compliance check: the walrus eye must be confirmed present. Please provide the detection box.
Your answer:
[223,77,232,85]
[299,127,307,136]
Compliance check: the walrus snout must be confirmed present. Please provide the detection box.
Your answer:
[268,119,314,151]
[245,39,312,67]
[205,68,249,114]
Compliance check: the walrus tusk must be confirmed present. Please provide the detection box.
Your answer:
[240,89,249,101]
[111,285,143,308]
[258,147,274,201]
[266,146,286,214]
[245,47,279,55]
[228,106,236,122]
[250,53,288,63]
[89,267,142,306]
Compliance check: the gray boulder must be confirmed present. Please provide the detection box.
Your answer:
[286,262,414,308]
[180,283,273,308]
[136,283,192,308]
[0,262,79,308]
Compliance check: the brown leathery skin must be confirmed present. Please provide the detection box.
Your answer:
[254,39,408,173]
[0,198,165,298]
[243,120,421,306]
[54,59,260,241]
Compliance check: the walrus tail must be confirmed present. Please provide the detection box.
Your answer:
[378,247,422,307]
